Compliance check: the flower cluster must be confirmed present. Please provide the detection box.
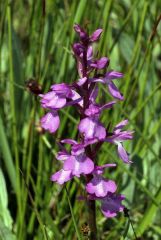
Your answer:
[39,24,133,218]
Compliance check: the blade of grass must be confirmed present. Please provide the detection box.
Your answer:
[0,115,16,191]
[71,0,87,40]
[136,185,161,237]
[20,169,50,240]
[65,186,82,240]
[7,3,22,223]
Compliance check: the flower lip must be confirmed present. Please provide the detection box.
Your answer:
[63,153,94,177]
[86,176,117,197]
[50,169,73,185]
[40,111,60,133]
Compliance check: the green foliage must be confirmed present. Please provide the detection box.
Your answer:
[0,0,161,239]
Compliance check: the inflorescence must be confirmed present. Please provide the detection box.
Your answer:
[39,24,133,218]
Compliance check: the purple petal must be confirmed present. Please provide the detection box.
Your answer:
[94,163,116,174]
[87,46,93,60]
[89,86,99,103]
[56,151,70,161]
[74,24,82,32]
[90,77,105,83]
[114,120,129,133]
[61,139,77,145]
[116,131,134,141]
[50,83,73,97]
[86,176,117,197]
[83,138,98,146]
[66,97,83,107]
[105,71,123,80]
[63,156,75,171]
[101,194,125,218]
[71,144,85,156]
[108,81,124,100]
[78,117,106,140]
[40,111,60,133]
[72,43,85,58]
[90,57,109,69]
[106,129,133,143]
[77,77,87,86]
[50,169,73,184]
[117,143,132,164]
[71,90,83,107]
[100,101,116,111]
[90,29,103,42]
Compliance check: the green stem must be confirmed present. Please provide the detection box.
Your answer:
[87,199,97,240]
[86,175,97,240]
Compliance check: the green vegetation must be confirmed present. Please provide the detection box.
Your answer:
[0,0,161,239]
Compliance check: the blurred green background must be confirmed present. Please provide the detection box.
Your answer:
[0,0,161,239]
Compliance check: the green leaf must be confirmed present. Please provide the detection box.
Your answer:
[0,168,13,230]
[0,219,16,240]
[119,33,134,63]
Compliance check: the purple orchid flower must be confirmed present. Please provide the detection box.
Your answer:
[91,71,124,100]
[86,164,117,197]
[100,193,125,218]
[63,144,94,177]
[86,176,117,197]
[40,83,81,110]
[88,192,125,218]
[39,83,82,133]
[105,120,133,163]
[78,101,115,141]
[40,91,67,109]
[51,140,94,180]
